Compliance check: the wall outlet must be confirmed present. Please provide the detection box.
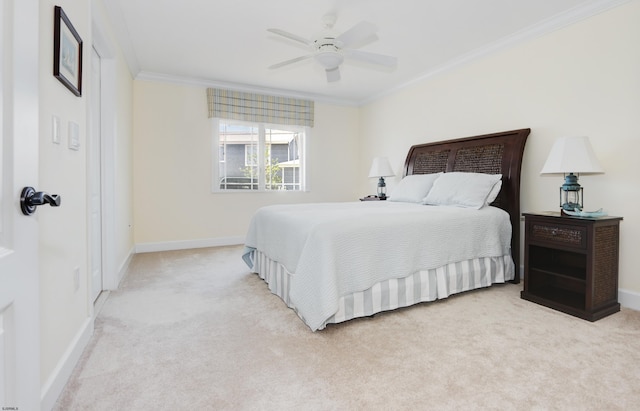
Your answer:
[73,267,80,292]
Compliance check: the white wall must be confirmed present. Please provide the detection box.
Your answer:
[38,0,91,389]
[38,0,134,406]
[132,80,360,247]
[360,2,640,295]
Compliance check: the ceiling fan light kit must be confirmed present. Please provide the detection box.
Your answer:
[267,14,397,83]
[315,48,344,69]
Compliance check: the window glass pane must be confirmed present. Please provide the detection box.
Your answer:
[218,122,258,190]
[266,128,300,191]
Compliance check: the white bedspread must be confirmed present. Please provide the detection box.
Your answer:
[243,201,513,330]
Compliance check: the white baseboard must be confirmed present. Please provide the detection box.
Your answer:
[135,236,244,253]
[116,245,135,286]
[619,288,640,312]
[40,317,93,411]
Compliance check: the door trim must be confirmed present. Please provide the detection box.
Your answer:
[89,46,103,302]
[91,15,118,293]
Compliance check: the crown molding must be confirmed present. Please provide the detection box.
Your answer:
[359,0,632,105]
[135,71,360,106]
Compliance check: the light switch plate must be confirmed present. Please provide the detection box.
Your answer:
[52,115,60,144]
[68,121,80,151]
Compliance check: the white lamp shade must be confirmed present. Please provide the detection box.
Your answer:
[368,157,395,178]
[540,136,604,175]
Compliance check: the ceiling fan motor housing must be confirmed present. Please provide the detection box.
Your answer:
[313,37,344,69]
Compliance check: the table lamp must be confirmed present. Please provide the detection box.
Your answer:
[368,157,395,199]
[540,136,604,213]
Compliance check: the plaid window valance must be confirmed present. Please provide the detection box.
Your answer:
[206,88,314,127]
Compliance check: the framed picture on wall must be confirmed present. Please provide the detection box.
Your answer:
[53,5,83,96]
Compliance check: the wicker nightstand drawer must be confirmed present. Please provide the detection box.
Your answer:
[530,223,586,250]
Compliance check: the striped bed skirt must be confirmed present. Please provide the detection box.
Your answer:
[250,250,515,330]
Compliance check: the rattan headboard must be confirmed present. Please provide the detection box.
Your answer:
[404,128,530,282]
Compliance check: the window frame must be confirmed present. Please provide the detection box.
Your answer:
[212,118,309,193]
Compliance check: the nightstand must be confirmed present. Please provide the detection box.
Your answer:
[360,196,386,201]
[521,212,622,321]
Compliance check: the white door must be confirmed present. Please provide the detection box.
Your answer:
[0,0,41,409]
[89,47,103,302]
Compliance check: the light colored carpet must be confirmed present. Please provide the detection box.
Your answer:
[55,245,640,410]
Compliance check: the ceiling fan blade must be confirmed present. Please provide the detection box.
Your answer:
[267,28,311,46]
[268,54,314,69]
[326,67,340,82]
[336,21,377,48]
[344,49,397,67]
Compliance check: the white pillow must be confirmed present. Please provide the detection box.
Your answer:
[423,172,502,209]
[485,179,502,205]
[388,173,442,203]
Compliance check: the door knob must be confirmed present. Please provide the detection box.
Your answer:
[20,186,61,216]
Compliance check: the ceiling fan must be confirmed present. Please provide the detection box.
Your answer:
[267,14,397,83]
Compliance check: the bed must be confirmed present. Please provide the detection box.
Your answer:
[242,128,530,330]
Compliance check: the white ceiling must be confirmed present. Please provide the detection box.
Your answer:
[104,0,626,105]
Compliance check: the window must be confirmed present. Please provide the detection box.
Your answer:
[214,120,307,191]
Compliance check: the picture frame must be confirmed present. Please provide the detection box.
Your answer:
[53,6,83,96]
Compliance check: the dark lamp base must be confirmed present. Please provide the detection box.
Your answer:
[562,203,582,213]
